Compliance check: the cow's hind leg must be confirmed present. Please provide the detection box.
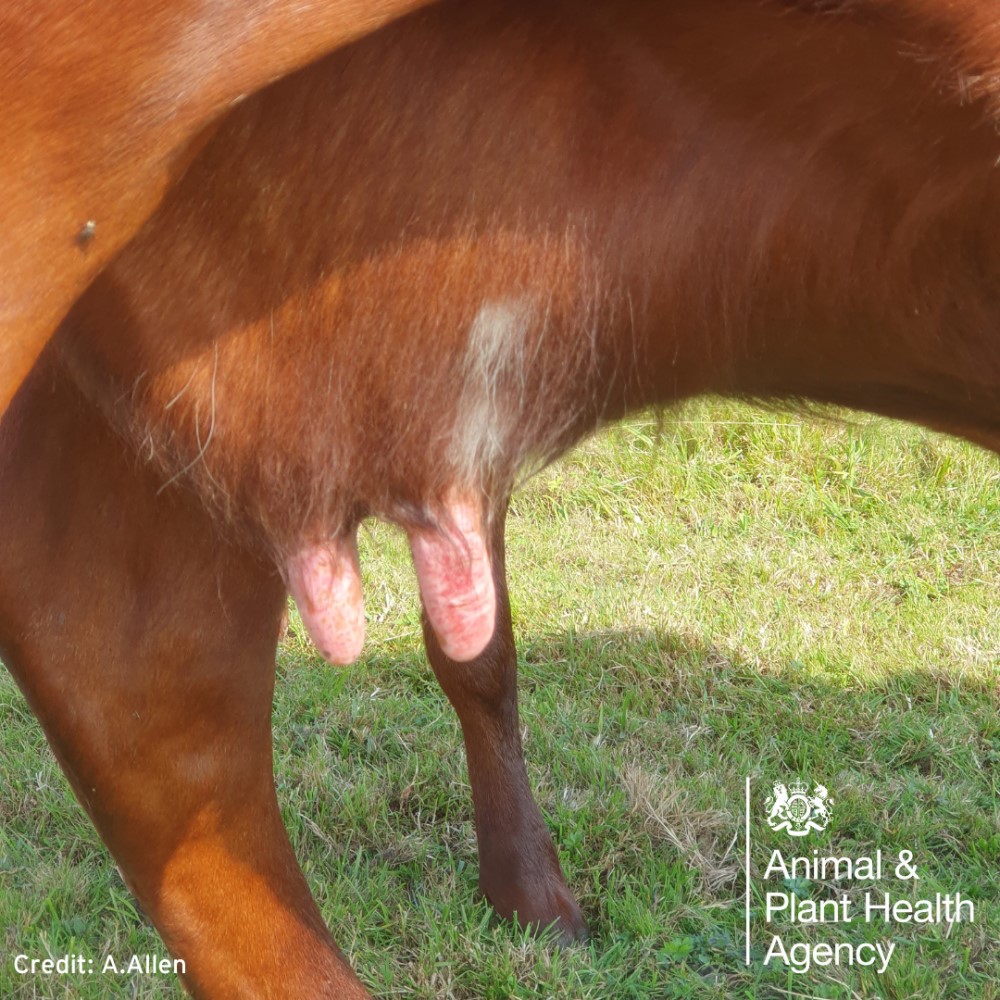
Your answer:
[422,504,587,943]
[0,363,370,999]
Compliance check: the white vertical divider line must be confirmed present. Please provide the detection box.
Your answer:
[745,775,751,966]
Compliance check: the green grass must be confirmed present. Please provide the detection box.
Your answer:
[1,399,997,999]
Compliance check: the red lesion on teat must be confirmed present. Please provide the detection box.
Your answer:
[406,492,496,663]
[285,531,365,665]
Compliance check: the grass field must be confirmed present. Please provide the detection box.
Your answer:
[1,399,997,999]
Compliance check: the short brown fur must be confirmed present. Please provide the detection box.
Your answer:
[0,0,433,415]
[60,0,1000,556]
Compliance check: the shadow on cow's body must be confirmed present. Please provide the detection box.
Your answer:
[0,0,434,418]
[2,0,999,995]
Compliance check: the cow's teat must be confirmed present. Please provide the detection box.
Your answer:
[407,494,496,663]
[285,532,365,665]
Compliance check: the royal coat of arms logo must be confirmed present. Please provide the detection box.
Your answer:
[765,779,833,836]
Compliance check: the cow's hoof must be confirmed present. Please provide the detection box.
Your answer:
[482,870,588,945]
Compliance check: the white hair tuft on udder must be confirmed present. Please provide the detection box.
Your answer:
[452,297,534,484]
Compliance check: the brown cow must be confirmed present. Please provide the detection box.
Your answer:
[2,0,999,996]
[0,0,434,417]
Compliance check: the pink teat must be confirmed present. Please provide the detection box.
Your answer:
[407,495,496,662]
[285,533,365,665]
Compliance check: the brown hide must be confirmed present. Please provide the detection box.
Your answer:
[0,360,371,997]
[60,0,1000,560]
[0,0,433,416]
[3,0,1000,996]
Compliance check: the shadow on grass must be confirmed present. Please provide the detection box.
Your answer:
[1,628,996,998]
[276,631,1000,984]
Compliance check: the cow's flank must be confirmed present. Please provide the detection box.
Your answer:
[0,0,433,415]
